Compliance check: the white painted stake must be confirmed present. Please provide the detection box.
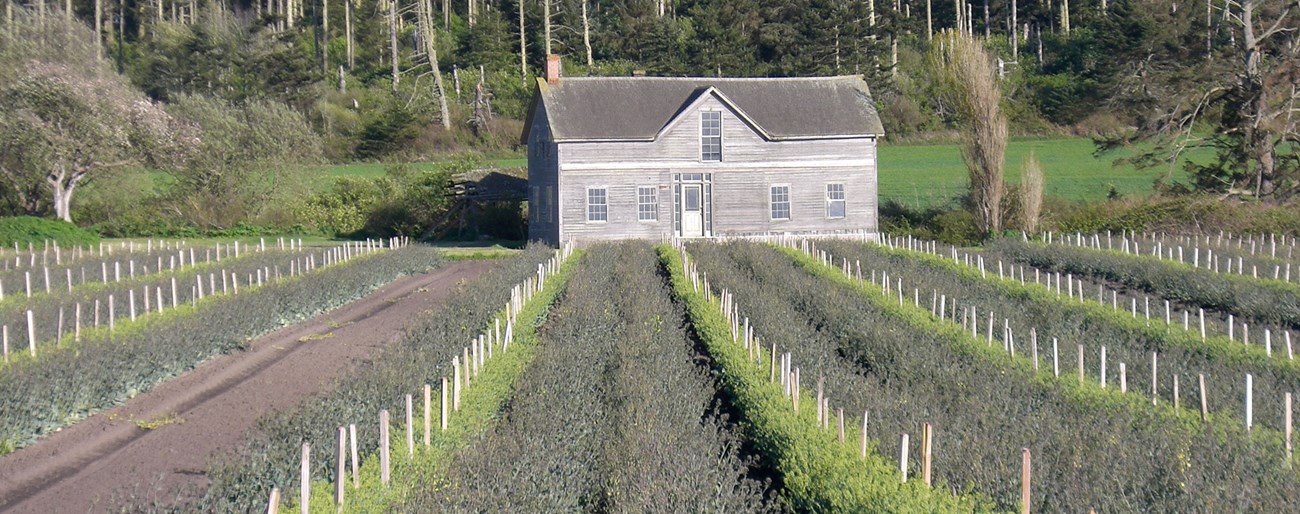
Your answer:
[300,442,310,514]
[26,310,35,356]
[900,433,909,482]
[1246,374,1254,432]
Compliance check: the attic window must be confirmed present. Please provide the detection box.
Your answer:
[701,111,722,162]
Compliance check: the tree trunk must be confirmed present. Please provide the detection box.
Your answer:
[322,0,329,73]
[346,0,354,69]
[1011,0,1017,57]
[418,0,451,129]
[926,0,932,40]
[47,165,84,223]
[389,0,399,92]
[443,0,448,29]
[543,0,551,55]
[519,0,527,79]
[1061,0,1069,35]
[94,0,102,59]
[581,0,592,67]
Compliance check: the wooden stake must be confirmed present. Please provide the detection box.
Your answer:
[837,408,845,442]
[900,433,909,482]
[1199,373,1208,421]
[26,309,35,356]
[1020,448,1031,514]
[860,410,869,458]
[1246,374,1253,432]
[379,410,391,485]
[267,487,281,514]
[405,394,415,457]
[300,442,310,514]
[1286,392,1293,464]
[349,424,359,488]
[922,423,933,487]
[423,384,431,446]
[441,377,449,431]
[335,427,346,506]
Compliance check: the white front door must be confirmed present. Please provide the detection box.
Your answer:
[681,184,704,238]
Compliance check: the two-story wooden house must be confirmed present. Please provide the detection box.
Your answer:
[522,56,885,245]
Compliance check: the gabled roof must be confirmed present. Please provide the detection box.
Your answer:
[521,75,885,144]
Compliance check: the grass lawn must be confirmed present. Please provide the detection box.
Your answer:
[877,137,1206,209]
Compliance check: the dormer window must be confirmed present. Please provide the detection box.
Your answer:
[701,111,722,162]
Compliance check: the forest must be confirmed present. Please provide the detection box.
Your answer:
[0,0,1295,237]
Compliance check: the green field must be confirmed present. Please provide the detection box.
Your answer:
[877,137,1202,208]
[310,137,1204,209]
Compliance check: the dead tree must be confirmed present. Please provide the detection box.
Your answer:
[519,0,527,79]
[389,0,399,92]
[581,0,592,66]
[417,0,452,129]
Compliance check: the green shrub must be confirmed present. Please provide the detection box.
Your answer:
[0,216,100,248]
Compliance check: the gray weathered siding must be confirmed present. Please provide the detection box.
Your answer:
[540,92,878,244]
[526,103,560,245]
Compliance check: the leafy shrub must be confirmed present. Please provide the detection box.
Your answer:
[0,217,100,248]
[822,239,1300,429]
[0,247,439,454]
[987,238,1300,330]
[665,245,991,512]
[196,245,555,511]
[403,243,773,511]
[688,241,1299,512]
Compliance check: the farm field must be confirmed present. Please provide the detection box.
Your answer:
[1,237,1296,513]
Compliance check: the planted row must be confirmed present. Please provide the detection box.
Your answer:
[394,243,773,512]
[690,240,1299,512]
[195,245,557,512]
[0,245,435,455]
[820,239,1300,429]
[0,245,348,362]
[666,244,991,512]
[986,238,1300,330]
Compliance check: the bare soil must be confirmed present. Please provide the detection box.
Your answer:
[0,260,493,513]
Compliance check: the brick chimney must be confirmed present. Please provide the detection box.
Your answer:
[545,55,561,85]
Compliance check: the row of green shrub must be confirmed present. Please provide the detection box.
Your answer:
[194,245,554,511]
[662,244,991,512]
[0,247,437,456]
[393,243,770,511]
[0,247,326,365]
[690,240,1296,512]
[288,246,578,512]
[823,239,1300,429]
[987,238,1300,329]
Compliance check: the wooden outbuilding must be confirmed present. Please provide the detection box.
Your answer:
[522,56,885,245]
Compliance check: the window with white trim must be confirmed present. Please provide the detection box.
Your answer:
[587,187,608,222]
[826,183,846,218]
[701,111,722,162]
[637,186,658,221]
[770,185,791,220]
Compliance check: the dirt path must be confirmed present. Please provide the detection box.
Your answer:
[0,260,494,513]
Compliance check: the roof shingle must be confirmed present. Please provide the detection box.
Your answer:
[526,75,884,142]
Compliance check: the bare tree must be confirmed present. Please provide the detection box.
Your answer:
[581,0,592,66]
[417,0,451,129]
[932,30,1008,234]
[519,0,526,79]
[1019,151,1044,233]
